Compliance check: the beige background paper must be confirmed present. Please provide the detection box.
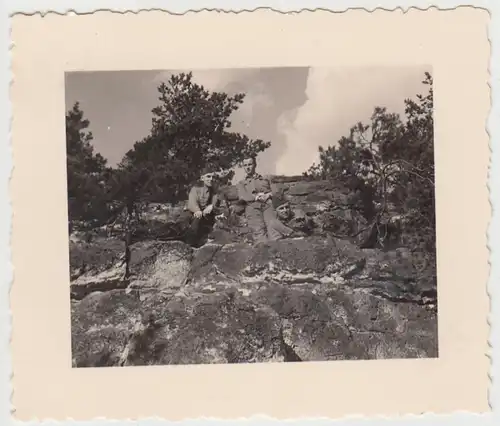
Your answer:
[10,8,490,420]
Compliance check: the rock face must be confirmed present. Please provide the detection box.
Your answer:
[216,176,372,244]
[70,177,437,367]
[71,241,437,366]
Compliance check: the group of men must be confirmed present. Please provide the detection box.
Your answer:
[184,156,295,247]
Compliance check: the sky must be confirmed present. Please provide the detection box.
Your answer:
[65,65,431,180]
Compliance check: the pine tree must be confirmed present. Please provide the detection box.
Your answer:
[66,102,109,228]
[306,73,435,253]
[118,72,271,204]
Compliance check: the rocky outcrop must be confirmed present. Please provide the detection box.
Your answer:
[217,176,373,244]
[70,236,437,367]
[70,177,437,366]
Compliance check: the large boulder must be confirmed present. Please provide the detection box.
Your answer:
[70,240,195,300]
[188,237,367,289]
[132,205,192,241]
[127,240,194,292]
[69,237,127,299]
[71,288,285,366]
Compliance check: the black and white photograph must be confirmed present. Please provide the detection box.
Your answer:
[67,66,437,367]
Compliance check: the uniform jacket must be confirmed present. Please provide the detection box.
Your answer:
[236,173,273,205]
[187,184,219,214]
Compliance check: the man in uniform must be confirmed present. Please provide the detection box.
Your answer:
[273,194,312,236]
[185,165,222,247]
[236,156,293,243]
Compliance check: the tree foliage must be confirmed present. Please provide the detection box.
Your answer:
[118,72,270,204]
[66,102,110,227]
[66,72,271,239]
[306,72,435,254]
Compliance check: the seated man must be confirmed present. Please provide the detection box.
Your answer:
[185,166,223,247]
[236,156,293,243]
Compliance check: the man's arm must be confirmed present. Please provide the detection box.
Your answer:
[187,187,201,213]
[237,182,257,203]
[210,191,219,208]
[261,175,274,201]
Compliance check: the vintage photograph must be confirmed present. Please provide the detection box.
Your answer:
[11,8,490,419]
[67,66,437,367]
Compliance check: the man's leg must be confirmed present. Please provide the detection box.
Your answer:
[184,216,202,246]
[185,214,216,247]
[245,204,268,243]
[263,206,293,241]
[200,214,216,242]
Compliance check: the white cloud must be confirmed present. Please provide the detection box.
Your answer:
[275,66,430,176]
[275,67,336,175]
